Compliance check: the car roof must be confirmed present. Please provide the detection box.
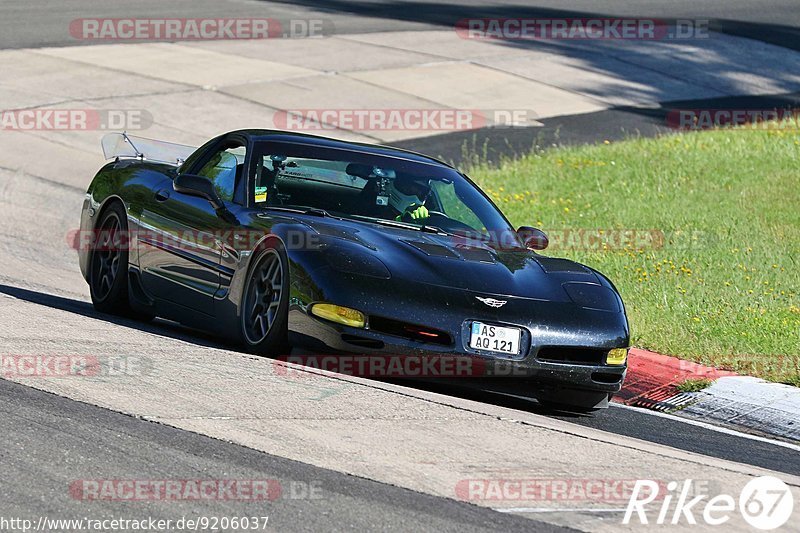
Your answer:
[226,129,456,169]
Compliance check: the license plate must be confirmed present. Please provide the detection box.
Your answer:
[469,321,521,355]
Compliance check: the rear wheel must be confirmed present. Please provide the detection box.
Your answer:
[240,245,290,355]
[89,202,132,316]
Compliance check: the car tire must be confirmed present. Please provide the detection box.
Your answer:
[240,243,291,356]
[89,202,134,316]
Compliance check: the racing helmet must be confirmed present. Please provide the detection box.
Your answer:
[387,175,430,212]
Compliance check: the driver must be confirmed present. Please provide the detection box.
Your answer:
[387,175,431,222]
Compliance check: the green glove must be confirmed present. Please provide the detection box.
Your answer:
[397,204,429,222]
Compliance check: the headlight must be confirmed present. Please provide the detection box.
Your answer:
[606,348,628,366]
[562,282,620,312]
[311,303,366,328]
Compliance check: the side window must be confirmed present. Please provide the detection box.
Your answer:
[196,145,246,203]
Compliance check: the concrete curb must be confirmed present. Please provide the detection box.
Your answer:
[680,377,800,441]
[616,348,799,442]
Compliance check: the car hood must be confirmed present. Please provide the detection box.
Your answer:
[301,218,616,308]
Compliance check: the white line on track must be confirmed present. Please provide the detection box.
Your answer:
[481,388,800,452]
[610,403,800,452]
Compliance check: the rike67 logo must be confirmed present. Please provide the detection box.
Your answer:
[624,476,794,529]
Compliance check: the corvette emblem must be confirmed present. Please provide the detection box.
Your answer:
[476,296,507,308]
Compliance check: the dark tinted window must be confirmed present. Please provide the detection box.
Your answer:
[250,141,520,248]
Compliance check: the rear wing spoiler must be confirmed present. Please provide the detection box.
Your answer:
[101,132,196,166]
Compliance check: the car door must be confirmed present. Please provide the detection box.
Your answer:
[138,138,246,316]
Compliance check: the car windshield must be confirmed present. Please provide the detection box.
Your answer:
[250,141,522,248]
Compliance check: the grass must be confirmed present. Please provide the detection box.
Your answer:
[675,378,713,393]
[467,124,800,386]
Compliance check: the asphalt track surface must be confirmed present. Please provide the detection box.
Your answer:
[2,283,799,479]
[1,0,799,51]
[1,1,800,530]
[3,0,798,166]
[0,378,564,532]
[397,92,800,166]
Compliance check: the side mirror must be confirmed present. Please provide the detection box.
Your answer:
[173,174,237,224]
[174,174,224,210]
[517,226,548,250]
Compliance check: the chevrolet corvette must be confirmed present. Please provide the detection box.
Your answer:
[78,130,629,410]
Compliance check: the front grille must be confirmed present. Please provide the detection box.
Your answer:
[369,316,452,345]
[536,346,607,365]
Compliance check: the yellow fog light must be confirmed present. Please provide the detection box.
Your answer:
[311,303,366,328]
[606,348,628,366]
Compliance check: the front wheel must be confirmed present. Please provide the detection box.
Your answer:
[240,245,290,355]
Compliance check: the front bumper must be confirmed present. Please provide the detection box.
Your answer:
[288,306,627,396]
[285,263,629,404]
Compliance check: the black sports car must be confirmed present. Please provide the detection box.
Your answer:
[78,130,629,410]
